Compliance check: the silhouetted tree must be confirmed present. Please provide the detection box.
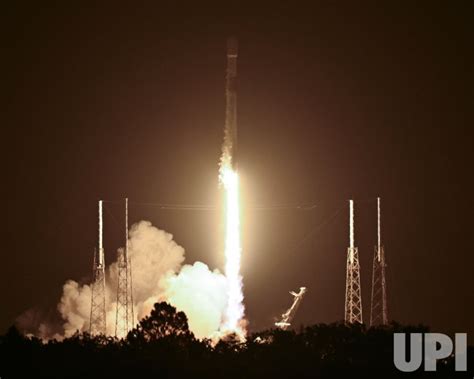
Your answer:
[1,318,472,378]
[127,302,193,343]
[214,332,244,354]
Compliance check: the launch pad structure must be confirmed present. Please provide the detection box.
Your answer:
[90,200,107,335]
[344,200,363,324]
[90,199,135,337]
[115,198,135,338]
[370,197,388,326]
[275,287,307,330]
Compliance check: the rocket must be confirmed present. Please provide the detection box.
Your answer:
[225,36,238,168]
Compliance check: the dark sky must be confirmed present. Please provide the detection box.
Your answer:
[3,2,473,336]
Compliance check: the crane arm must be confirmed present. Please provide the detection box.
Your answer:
[275,287,307,330]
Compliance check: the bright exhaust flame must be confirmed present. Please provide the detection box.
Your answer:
[219,159,245,338]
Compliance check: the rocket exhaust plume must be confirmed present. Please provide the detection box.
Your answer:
[219,37,246,339]
[19,39,246,342]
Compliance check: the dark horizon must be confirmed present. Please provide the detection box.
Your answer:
[3,2,473,337]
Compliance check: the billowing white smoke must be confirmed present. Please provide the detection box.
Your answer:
[46,220,228,340]
[58,281,92,338]
[164,262,227,339]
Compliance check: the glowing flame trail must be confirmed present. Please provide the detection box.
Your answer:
[219,161,245,337]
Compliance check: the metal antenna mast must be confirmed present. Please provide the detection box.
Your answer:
[344,200,363,324]
[90,200,107,335]
[275,287,307,330]
[370,197,388,326]
[115,198,134,338]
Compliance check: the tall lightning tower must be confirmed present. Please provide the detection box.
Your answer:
[90,200,107,335]
[115,198,134,338]
[344,200,363,324]
[370,197,388,326]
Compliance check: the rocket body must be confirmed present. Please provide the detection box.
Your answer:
[225,37,238,168]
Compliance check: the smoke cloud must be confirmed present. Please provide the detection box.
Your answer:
[58,280,92,338]
[23,220,229,340]
[164,262,227,339]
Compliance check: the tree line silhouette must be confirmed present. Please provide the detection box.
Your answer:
[1,302,472,378]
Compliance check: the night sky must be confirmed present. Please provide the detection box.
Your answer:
[3,3,473,336]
